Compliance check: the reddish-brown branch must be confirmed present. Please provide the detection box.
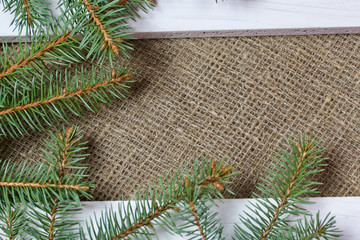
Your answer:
[189,201,207,240]
[58,127,73,181]
[308,226,324,239]
[261,144,311,240]
[24,0,33,24]
[47,201,58,240]
[0,73,130,117]
[0,31,72,80]
[113,202,174,239]
[0,181,89,191]
[82,0,120,54]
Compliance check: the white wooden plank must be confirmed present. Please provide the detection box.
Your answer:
[75,197,360,239]
[1,0,360,40]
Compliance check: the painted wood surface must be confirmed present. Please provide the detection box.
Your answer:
[76,197,360,239]
[1,0,360,40]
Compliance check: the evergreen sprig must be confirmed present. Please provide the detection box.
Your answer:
[0,126,92,239]
[26,126,89,239]
[60,0,154,66]
[285,212,341,240]
[0,126,92,204]
[233,134,340,239]
[0,27,85,88]
[80,157,236,239]
[0,66,132,139]
[0,0,53,35]
[0,201,27,239]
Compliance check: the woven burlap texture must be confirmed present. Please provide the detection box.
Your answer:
[0,34,359,200]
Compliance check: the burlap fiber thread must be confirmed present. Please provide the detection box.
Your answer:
[0,34,359,200]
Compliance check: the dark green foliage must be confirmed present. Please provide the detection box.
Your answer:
[81,157,236,239]
[233,134,340,239]
[0,128,92,204]
[1,0,53,35]
[0,201,27,239]
[174,199,225,240]
[0,126,93,239]
[61,0,154,66]
[26,199,82,240]
[285,212,341,240]
[0,27,86,89]
[0,66,132,139]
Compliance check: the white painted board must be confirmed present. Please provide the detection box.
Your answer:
[76,197,359,239]
[1,0,360,40]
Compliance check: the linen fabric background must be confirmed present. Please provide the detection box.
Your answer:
[1,34,359,200]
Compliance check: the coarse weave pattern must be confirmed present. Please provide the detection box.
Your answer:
[0,34,359,200]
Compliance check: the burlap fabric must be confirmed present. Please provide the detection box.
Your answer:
[0,34,359,200]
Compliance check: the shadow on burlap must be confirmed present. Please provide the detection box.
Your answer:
[0,34,359,200]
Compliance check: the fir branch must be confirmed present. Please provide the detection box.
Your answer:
[0,73,129,117]
[285,212,341,240]
[26,126,91,240]
[260,142,310,240]
[0,159,91,203]
[0,202,27,240]
[234,134,333,240]
[1,0,53,34]
[81,157,236,239]
[0,28,86,90]
[23,0,32,25]
[189,200,207,240]
[0,181,89,191]
[0,67,132,138]
[61,0,153,66]
[82,0,120,55]
[0,31,72,81]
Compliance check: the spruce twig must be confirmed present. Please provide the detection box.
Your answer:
[82,0,120,55]
[233,134,341,239]
[23,126,91,239]
[81,157,236,239]
[0,67,132,138]
[0,31,72,81]
[189,200,207,240]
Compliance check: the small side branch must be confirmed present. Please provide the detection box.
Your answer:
[0,31,72,80]
[82,0,120,54]
[47,201,58,240]
[114,160,231,239]
[261,143,311,240]
[24,0,33,24]
[0,182,89,191]
[189,201,207,240]
[0,73,130,117]
[113,203,173,239]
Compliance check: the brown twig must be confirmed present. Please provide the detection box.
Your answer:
[113,202,174,239]
[24,0,33,24]
[0,31,72,80]
[261,143,311,240]
[47,201,58,240]
[0,181,89,191]
[189,201,207,240]
[307,226,324,239]
[82,0,120,54]
[0,73,130,117]
[46,127,77,240]
[58,127,73,181]
[7,210,14,240]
